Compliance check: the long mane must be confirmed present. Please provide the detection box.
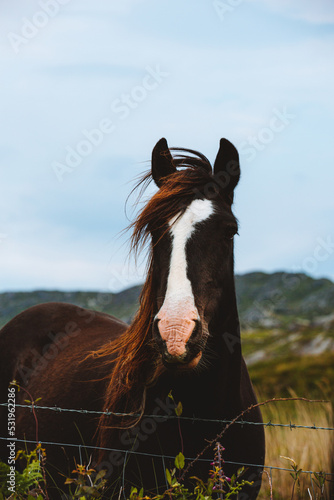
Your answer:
[94,149,219,439]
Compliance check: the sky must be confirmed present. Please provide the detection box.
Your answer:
[0,0,333,292]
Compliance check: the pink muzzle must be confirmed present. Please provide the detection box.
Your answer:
[155,299,199,359]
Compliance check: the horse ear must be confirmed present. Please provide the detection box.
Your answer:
[213,138,240,199]
[152,138,176,187]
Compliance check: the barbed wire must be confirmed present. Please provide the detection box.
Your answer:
[1,402,333,431]
[0,436,333,477]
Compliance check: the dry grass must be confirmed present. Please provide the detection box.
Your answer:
[257,391,333,499]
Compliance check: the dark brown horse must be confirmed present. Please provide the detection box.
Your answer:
[0,138,265,499]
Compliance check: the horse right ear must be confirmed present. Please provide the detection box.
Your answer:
[213,138,240,199]
[152,138,176,187]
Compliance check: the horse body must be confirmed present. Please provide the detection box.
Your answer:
[0,138,265,499]
[0,303,125,448]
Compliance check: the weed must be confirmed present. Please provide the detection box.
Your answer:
[0,444,46,499]
[64,464,107,499]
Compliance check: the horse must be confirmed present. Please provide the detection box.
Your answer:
[0,138,265,499]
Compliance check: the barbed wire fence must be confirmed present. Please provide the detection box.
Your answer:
[1,402,334,430]
[1,401,333,497]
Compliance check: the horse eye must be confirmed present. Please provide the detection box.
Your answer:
[224,226,238,240]
[205,279,218,289]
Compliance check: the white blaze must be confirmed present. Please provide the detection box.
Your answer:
[165,199,214,307]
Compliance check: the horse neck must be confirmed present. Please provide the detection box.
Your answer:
[207,273,242,388]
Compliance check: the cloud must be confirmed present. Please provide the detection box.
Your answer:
[247,0,334,24]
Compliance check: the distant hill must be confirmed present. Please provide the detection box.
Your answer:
[0,286,141,330]
[1,272,333,330]
[235,272,334,328]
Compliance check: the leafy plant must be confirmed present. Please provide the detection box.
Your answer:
[309,471,327,500]
[280,456,302,499]
[64,464,107,499]
[0,444,46,499]
[127,442,253,500]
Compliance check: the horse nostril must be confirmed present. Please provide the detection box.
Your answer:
[190,319,201,340]
[163,351,187,365]
[153,317,161,339]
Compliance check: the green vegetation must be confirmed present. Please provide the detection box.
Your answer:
[0,445,46,499]
[242,325,334,403]
[0,446,252,500]
[250,352,334,401]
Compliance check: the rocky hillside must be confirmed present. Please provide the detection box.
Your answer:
[1,271,333,330]
[235,272,334,328]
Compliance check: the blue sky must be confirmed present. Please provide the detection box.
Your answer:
[0,0,333,292]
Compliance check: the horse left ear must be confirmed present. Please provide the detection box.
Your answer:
[213,138,240,198]
[152,138,176,187]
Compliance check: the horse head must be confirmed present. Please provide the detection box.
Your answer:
[149,138,240,369]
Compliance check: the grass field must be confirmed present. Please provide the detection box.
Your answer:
[244,329,334,497]
[255,391,333,499]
